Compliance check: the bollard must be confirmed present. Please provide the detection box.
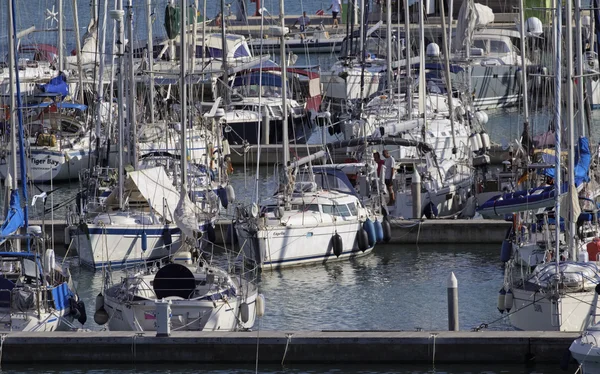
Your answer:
[447,272,459,331]
[155,299,172,337]
[411,169,421,219]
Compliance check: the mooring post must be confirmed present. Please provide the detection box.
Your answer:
[448,272,459,331]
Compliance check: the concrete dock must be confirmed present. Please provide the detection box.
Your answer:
[0,331,578,364]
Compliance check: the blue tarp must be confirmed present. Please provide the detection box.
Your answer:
[0,190,24,245]
[25,101,87,111]
[38,72,69,97]
[540,137,591,186]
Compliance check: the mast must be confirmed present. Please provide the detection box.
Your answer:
[575,0,585,136]
[404,0,412,120]
[116,0,125,210]
[518,0,530,131]
[280,0,289,167]
[439,0,457,155]
[127,0,137,168]
[147,0,155,125]
[553,0,562,269]
[58,0,64,71]
[72,0,84,103]
[385,0,392,90]
[192,0,199,72]
[9,0,29,233]
[221,0,229,109]
[180,0,188,187]
[565,0,576,258]
[7,0,17,193]
[95,0,108,166]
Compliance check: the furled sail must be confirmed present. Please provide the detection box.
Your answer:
[0,190,24,245]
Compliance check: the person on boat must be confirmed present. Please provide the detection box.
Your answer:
[373,151,385,178]
[383,150,395,206]
[294,11,311,32]
[214,12,222,27]
[328,0,342,28]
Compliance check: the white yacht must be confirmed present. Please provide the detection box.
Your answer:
[236,157,377,269]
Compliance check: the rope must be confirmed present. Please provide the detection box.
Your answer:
[0,333,6,368]
[281,332,294,367]
[429,333,438,370]
[471,296,546,331]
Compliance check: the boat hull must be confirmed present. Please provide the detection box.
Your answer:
[509,286,600,331]
[104,288,258,331]
[0,148,90,182]
[72,223,181,270]
[236,219,374,269]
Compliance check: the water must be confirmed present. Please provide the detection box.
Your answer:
[68,242,510,332]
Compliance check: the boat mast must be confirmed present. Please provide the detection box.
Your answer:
[95,0,108,166]
[575,0,585,137]
[221,0,229,110]
[553,0,562,269]
[404,0,412,120]
[385,0,392,91]
[58,0,64,71]
[565,0,577,258]
[438,0,457,155]
[279,0,289,167]
[116,0,125,210]
[180,0,188,188]
[147,0,155,125]
[7,0,18,193]
[72,0,84,103]
[518,0,530,137]
[8,0,29,234]
[127,0,137,169]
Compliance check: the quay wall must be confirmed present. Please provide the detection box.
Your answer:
[0,331,577,364]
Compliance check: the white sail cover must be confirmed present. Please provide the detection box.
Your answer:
[174,186,201,239]
[104,167,179,220]
[453,1,495,53]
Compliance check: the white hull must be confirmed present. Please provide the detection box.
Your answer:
[392,176,472,219]
[570,330,600,374]
[321,68,382,102]
[509,286,599,331]
[72,222,181,270]
[0,148,90,182]
[237,219,373,268]
[0,309,70,332]
[104,290,257,332]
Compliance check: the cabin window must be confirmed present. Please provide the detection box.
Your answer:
[347,202,358,216]
[473,39,486,51]
[322,204,351,217]
[489,40,510,54]
[207,47,223,58]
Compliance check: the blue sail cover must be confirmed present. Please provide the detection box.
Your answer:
[38,72,69,97]
[540,137,591,186]
[0,190,24,244]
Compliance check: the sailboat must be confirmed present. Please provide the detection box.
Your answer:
[234,0,377,269]
[0,0,84,332]
[98,0,262,331]
[501,0,600,332]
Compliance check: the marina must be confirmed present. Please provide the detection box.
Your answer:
[1,0,600,372]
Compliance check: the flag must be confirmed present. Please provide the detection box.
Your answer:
[316,9,324,15]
